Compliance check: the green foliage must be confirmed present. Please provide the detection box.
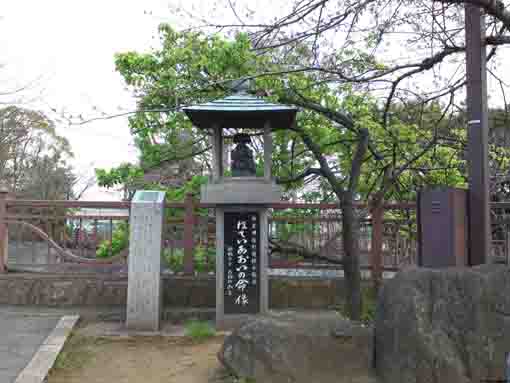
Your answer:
[96,222,129,258]
[337,286,377,324]
[112,25,256,171]
[255,50,467,202]
[360,287,377,324]
[95,163,143,189]
[95,163,144,200]
[163,248,185,271]
[184,320,216,341]
[165,175,208,202]
[107,23,504,208]
[162,245,215,273]
[194,245,216,271]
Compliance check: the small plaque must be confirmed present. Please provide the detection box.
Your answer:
[224,212,260,314]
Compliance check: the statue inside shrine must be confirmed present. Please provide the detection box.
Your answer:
[231,133,256,177]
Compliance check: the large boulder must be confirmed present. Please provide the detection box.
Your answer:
[218,311,376,383]
[375,265,510,383]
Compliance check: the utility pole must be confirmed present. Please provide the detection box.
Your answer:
[465,4,491,265]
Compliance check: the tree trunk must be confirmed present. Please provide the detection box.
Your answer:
[342,191,362,321]
[292,119,368,322]
[370,198,384,293]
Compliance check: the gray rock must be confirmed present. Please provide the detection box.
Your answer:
[218,311,376,383]
[375,265,510,383]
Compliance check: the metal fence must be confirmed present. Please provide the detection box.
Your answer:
[2,197,130,273]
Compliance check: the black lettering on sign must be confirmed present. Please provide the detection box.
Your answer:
[224,212,260,314]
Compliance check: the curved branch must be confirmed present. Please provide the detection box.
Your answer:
[269,238,344,264]
[382,46,463,126]
[277,167,323,184]
[280,90,355,130]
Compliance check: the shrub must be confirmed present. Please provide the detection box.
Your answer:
[194,245,216,272]
[162,245,215,273]
[163,248,185,271]
[360,287,377,323]
[96,222,129,258]
[337,286,377,324]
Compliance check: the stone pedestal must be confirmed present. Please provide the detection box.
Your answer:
[126,190,165,331]
[201,178,282,205]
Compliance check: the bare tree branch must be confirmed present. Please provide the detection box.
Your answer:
[277,167,323,184]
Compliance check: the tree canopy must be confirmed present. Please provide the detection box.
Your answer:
[0,106,84,200]
[98,25,473,205]
[96,7,510,319]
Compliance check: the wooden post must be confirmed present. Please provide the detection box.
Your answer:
[212,124,223,183]
[465,4,490,264]
[264,121,272,182]
[0,184,9,273]
[371,205,383,291]
[183,193,195,275]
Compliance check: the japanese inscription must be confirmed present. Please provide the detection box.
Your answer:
[224,212,260,314]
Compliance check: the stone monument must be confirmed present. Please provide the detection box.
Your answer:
[126,190,166,331]
[183,81,297,329]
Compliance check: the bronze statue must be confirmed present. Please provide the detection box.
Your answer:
[231,133,256,177]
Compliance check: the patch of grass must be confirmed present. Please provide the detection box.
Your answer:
[212,370,256,383]
[184,320,216,341]
[336,286,377,324]
[222,375,256,383]
[51,334,100,373]
[360,286,377,323]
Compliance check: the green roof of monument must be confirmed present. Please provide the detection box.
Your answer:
[182,89,298,130]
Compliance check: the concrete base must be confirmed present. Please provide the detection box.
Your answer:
[0,273,381,309]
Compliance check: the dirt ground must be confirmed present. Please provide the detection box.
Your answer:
[47,335,231,383]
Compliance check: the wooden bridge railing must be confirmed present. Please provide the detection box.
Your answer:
[0,190,417,289]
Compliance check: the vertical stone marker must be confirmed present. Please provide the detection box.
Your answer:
[127,190,166,331]
[216,208,270,328]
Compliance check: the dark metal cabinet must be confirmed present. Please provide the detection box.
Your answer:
[417,188,468,268]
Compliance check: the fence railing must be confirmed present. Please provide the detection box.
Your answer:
[1,190,508,278]
[1,191,130,272]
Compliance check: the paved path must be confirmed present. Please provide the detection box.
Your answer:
[0,309,60,383]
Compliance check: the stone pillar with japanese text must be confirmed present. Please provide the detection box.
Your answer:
[215,207,270,328]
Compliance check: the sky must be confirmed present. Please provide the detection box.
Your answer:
[0,0,273,200]
[0,1,182,200]
[2,1,510,200]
